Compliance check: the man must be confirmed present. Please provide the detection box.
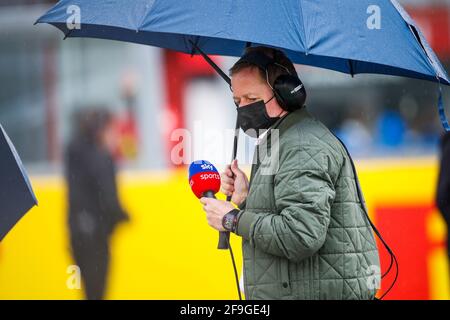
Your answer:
[200,46,380,300]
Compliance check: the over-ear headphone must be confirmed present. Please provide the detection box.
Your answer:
[233,50,306,112]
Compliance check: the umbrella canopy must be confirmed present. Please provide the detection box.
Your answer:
[36,0,449,83]
[35,0,450,131]
[0,124,37,241]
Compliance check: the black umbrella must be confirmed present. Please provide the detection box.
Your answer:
[0,124,37,241]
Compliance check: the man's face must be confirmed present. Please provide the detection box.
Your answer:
[231,66,285,117]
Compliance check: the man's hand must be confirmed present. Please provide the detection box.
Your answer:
[200,197,235,231]
[220,159,249,206]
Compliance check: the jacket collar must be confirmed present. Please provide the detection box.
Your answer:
[257,105,310,147]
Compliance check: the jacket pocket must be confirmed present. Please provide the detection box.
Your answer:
[279,259,292,298]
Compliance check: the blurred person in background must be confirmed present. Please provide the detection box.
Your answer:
[64,108,129,300]
[437,132,450,271]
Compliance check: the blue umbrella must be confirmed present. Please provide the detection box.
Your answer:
[35,0,450,131]
[0,124,38,241]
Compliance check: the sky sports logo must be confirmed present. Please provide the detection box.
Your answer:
[188,173,219,186]
[201,163,214,171]
[200,173,220,180]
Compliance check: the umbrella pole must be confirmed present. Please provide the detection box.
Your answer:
[227,117,240,200]
[189,41,243,300]
[188,39,240,193]
[189,40,231,86]
[188,42,241,239]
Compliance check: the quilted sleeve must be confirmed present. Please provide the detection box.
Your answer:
[236,145,337,262]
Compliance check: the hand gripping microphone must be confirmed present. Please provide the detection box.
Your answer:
[189,160,230,250]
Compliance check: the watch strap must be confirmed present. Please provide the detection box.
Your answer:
[222,209,240,233]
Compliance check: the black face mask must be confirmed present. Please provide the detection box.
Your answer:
[236,95,280,137]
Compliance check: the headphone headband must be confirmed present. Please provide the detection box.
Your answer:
[235,51,292,75]
[234,51,275,71]
[235,50,292,91]
[233,49,306,111]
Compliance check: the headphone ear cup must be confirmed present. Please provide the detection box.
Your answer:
[273,75,307,111]
[273,88,286,110]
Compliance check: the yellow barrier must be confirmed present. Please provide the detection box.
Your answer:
[0,170,242,299]
[0,157,448,299]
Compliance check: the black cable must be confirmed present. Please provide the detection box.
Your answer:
[224,232,242,300]
[223,119,241,300]
[333,134,399,300]
[372,212,393,279]
[223,164,242,300]
[379,249,399,300]
[382,252,394,279]
[362,206,399,299]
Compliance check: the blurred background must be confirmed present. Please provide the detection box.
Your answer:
[0,0,449,299]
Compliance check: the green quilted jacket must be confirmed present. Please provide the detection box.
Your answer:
[235,106,380,300]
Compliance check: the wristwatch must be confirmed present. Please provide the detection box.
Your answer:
[222,209,240,233]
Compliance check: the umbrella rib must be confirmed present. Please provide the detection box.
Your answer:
[136,0,157,32]
[297,0,309,54]
[348,59,355,78]
[188,40,231,86]
[63,28,74,40]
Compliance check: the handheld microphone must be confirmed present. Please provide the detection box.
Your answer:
[188,160,230,250]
